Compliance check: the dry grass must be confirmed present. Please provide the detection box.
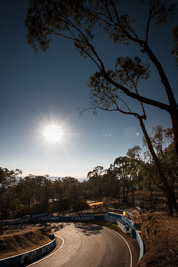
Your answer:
[137,212,178,266]
[0,226,52,260]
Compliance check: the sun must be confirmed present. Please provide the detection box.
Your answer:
[43,124,64,143]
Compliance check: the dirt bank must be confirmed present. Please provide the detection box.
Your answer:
[137,212,178,267]
[0,226,52,260]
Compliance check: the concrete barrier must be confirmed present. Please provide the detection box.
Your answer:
[135,231,144,260]
[4,215,105,226]
[105,212,144,260]
[3,213,144,262]
[0,238,56,267]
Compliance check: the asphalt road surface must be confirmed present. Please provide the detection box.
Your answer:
[28,223,139,267]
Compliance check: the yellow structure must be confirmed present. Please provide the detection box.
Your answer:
[89,201,103,207]
[123,211,126,216]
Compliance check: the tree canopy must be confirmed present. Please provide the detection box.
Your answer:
[25,1,178,214]
[25,0,178,154]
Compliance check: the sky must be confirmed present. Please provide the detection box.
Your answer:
[0,0,177,180]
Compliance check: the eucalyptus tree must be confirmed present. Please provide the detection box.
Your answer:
[172,25,178,65]
[143,126,178,212]
[29,175,51,212]
[102,166,120,200]
[25,0,178,155]
[16,175,43,215]
[57,196,71,214]
[113,156,131,203]
[87,166,105,200]
[139,161,158,200]
[58,176,87,212]
[25,0,178,214]
[0,168,22,219]
[126,146,144,199]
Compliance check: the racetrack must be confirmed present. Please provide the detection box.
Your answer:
[28,223,139,267]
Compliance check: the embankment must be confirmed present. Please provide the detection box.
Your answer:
[137,212,178,266]
[0,226,52,260]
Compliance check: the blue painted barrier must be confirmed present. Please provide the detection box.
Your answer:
[2,213,144,263]
[0,238,56,267]
[4,215,105,225]
[105,212,144,260]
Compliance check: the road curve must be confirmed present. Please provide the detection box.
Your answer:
[28,223,139,267]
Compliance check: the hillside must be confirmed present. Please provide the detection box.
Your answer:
[0,226,52,260]
[137,212,178,266]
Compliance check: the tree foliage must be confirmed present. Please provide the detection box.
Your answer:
[172,25,178,64]
[25,1,178,151]
[0,168,22,219]
[143,126,178,188]
[25,2,178,209]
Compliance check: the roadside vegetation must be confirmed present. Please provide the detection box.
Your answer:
[0,125,177,221]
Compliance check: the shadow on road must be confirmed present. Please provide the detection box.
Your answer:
[74,223,103,236]
[50,223,64,232]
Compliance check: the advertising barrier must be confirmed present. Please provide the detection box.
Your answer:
[0,238,56,267]
[4,215,105,225]
[2,212,144,264]
[135,231,144,260]
[105,212,144,260]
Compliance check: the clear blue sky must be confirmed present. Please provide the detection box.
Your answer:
[0,0,177,179]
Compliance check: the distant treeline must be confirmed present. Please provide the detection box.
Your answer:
[0,126,177,219]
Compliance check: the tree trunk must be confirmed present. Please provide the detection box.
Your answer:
[131,183,135,202]
[143,43,178,158]
[0,194,3,219]
[139,118,178,215]
[28,197,32,215]
[149,188,154,201]
[0,220,3,235]
[171,112,178,157]
[123,186,126,203]
[167,195,173,216]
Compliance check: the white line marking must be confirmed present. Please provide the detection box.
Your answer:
[104,227,133,267]
[27,235,64,266]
